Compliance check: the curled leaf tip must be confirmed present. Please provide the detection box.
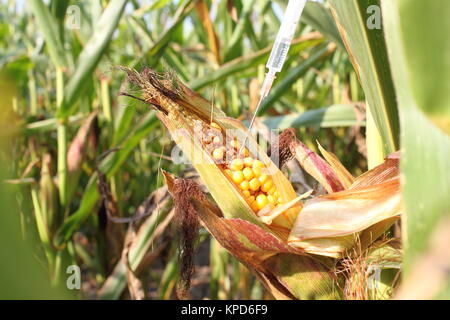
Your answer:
[287,134,346,193]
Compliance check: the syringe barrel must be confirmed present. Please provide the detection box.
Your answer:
[266,38,291,73]
[279,0,307,38]
[266,0,307,72]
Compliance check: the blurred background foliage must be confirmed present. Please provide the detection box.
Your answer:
[0,0,448,299]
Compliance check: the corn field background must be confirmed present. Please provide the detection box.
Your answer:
[0,0,449,300]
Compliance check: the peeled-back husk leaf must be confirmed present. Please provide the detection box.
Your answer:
[263,253,343,300]
[289,176,401,258]
[350,151,399,189]
[259,191,312,225]
[317,142,354,189]
[188,198,341,300]
[288,137,346,193]
[162,171,342,300]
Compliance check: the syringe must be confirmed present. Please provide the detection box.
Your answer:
[241,0,307,154]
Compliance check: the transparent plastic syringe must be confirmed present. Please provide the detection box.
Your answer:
[242,0,307,153]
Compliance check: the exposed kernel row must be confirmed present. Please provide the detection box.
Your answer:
[203,122,283,214]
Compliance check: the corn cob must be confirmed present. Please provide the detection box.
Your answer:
[122,67,402,260]
[148,90,284,216]
[120,68,304,235]
[201,122,284,215]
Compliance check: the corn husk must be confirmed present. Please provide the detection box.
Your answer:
[163,171,341,300]
[317,142,355,188]
[123,67,402,260]
[122,67,301,238]
[66,111,98,204]
[288,152,402,258]
[288,137,346,193]
[39,153,59,235]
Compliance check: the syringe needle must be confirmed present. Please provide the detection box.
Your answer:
[247,99,262,137]
[239,71,276,155]
[239,0,307,156]
[239,72,275,155]
[239,96,264,155]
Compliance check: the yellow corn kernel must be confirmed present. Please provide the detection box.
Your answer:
[232,171,244,184]
[242,147,250,157]
[243,157,254,167]
[273,191,279,198]
[242,167,254,180]
[258,174,268,184]
[261,180,274,193]
[253,159,264,169]
[242,190,251,197]
[250,201,260,212]
[230,158,244,171]
[256,194,268,210]
[268,186,277,195]
[240,180,250,191]
[249,178,261,191]
[246,195,255,204]
[212,147,225,160]
[252,166,261,178]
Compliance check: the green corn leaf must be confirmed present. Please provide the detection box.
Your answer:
[223,0,257,62]
[382,0,450,297]
[157,247,179,299]
[54,113,159,246]
[329,0,400,156]
[126,15,190,80]
[50,0,70,21]
[145,0,196,67]
[261,104,362,129]
[99,193,172,299]
[24,115,84,134]
[58,0,128,118]
[302,1,343,47]
[28,0,67,68]
[189,35,323,91]
[386,1,450,135]
[112,97,140,146]
[258,42,334,114]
